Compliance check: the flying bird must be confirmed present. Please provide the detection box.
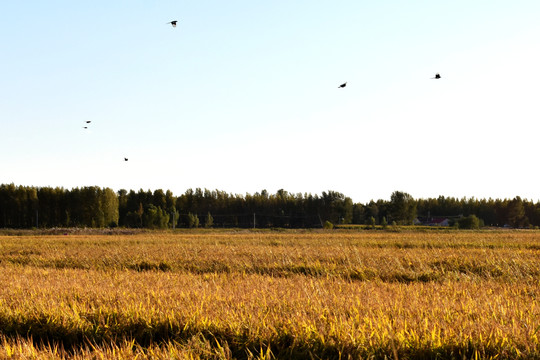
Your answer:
[167,20,178,27]
[338,82,347,88]
[124,158,129,162]
[431,73,441,79]
[86,121,91,123]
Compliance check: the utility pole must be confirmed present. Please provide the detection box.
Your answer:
[253,213,256,229]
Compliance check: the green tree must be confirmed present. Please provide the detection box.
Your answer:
[458,214,481,229]
[117,189,128,227]
[153,189,167,210]
[187,213,199,228]
[320,191,353,225]
[156,207,170,229]
[101,188,119,227]
[142,205,170,229]
[507,197,528,228]
[389,191,417,225]
[170,209,180,229]
[205,212,214,228]
[352,203,366,224]
[365,201,379,224]
[143,204,159,229]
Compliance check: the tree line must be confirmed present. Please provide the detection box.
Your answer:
[1,183,539,229]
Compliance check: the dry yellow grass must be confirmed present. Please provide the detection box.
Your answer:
[0,230,539,359]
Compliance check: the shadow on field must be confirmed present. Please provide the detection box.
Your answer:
[5,255,537,282]
[0,313,519,359]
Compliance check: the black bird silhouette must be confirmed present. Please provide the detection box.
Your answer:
[86,121,91,123]
[83,126,88,129]
[168,20,178,27]
[124,158,128,162]
[431,73,441,79]
[338,82,347,88]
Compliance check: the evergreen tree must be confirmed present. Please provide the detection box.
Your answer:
[507,197,528,228]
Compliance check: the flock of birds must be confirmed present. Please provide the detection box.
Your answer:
[81,20,182,163]
[82,19,442,162]
[338,72,440,89]
[82,121,128,160]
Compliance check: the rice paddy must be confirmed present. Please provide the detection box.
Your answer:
[0,230,539,359]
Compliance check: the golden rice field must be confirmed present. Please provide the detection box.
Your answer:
[0,230,539,359]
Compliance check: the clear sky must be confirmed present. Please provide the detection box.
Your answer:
[1,1,540,203]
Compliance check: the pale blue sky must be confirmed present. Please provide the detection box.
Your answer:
[1,1,539,203]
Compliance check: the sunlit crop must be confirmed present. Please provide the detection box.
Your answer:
[0,230,539,359]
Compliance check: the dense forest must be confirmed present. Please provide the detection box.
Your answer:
[0,184,538,229]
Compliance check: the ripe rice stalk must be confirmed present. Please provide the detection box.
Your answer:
[0,231,539,358]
